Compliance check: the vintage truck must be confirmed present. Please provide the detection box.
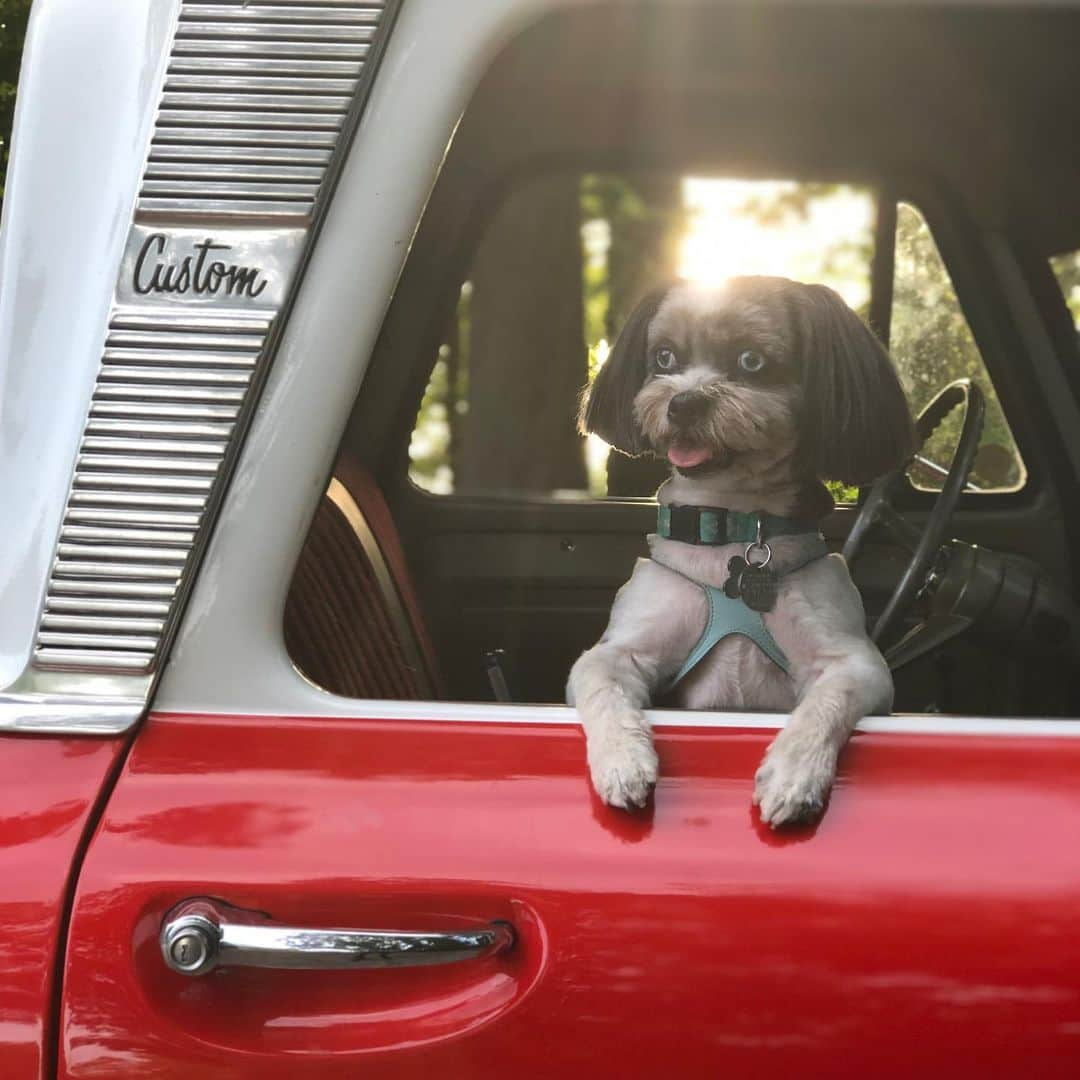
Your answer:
[3,0,1080,1076]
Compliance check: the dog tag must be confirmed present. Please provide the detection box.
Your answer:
[723,554,777,612]
[738,565,778,612]
[723,555,748,600]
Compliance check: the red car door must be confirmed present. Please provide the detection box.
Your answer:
[59,708,1080,1078]
[0,734,127,1079]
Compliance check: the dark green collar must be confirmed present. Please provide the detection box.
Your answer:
[656,504,817,546]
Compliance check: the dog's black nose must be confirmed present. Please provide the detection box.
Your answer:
[668,391,708,425]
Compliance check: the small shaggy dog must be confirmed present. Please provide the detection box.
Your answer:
[567,277,916,827]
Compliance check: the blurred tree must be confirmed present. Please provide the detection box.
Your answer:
[581,173,684,496]
[411,172,686,497]
[455,174,588,493]
[582,173,685,338]
[0,0,31,205]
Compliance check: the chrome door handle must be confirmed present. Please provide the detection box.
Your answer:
[161,898,515,977]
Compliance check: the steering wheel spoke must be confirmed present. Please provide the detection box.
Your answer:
[883,613,974,671]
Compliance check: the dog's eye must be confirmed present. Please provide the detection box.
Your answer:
[738,350,766,374]
[654,348,678,371]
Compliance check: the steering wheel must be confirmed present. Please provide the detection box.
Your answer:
[842,379,986,652]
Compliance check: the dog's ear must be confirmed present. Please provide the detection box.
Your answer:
[579,285,670,456]
[795,283,917,485]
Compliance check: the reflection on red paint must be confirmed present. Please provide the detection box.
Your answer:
[0,736,123,1080]
[60,713,1080,1078]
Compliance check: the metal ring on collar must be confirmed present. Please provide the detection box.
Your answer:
[744,541,773,568]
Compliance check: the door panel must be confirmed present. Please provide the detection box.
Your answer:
[62,711,1080,1077]
[0,735,124,1080]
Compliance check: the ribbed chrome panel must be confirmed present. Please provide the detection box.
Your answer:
[140,0,386,220]
[22,0,400,692]
[34,308,272,673]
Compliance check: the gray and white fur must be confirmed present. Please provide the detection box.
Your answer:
[567,277,917,827]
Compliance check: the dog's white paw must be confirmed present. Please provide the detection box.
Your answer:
[588,728,658,810]
[753,731,837,828]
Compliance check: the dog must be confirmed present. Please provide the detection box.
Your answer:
[567,276,917,827]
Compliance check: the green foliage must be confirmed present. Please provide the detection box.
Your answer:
[581,172,686,341]
[1050,250,1080,330]
[890,203,1024,491]
[409,283,471,493]
[0,0,32,205]
[826,480,860,504]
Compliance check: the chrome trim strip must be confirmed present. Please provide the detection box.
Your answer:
[148,143,334,165]
[163,76,359,95]
[167,56,367,77]
[98,368,252,385]
[46,597,172,617]
[171,39,373,58]
[175,22,379,42]
[61,531,199,550]
[87,402,240,421]
[53,562,182,581]
[33,651,156,672]
[184,699,1080,739]
[152,127,339,148]
[102,353,258,369]
[161,92,351,112]
[69,489,212,509]
[91,384,247,403]
[82,420,234,440]
[178,3,383,21]
[0,693,145,735]
[65,511,201,530]
[144,162,327,182]
[178,6,384,27]
[47,580,179,599]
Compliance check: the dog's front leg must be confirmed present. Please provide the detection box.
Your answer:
[568,641,659,810]
[753,647,891,827]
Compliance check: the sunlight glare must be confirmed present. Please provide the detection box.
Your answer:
[678,179,874,310]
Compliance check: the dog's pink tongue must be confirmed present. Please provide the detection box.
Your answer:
[667,443,712,469]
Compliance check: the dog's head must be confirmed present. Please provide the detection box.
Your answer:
[581,277,916,487]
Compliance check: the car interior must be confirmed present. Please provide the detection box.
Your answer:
[283,3,1080,718]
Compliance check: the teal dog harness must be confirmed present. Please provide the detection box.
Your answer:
[655,505,828,687]
[671,582,791,682]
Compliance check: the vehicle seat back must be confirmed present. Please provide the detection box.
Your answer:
[284,460,442,699]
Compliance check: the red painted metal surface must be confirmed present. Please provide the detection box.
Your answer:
[0,735,124,1080]
[62,711,1080,1078]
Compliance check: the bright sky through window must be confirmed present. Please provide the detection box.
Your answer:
[678,178,874,311]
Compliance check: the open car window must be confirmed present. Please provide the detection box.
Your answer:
[408,177,1027,502]
[409,175,876,501]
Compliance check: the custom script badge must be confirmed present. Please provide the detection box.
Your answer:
[117,225,305,310]
[133,233,269,299]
